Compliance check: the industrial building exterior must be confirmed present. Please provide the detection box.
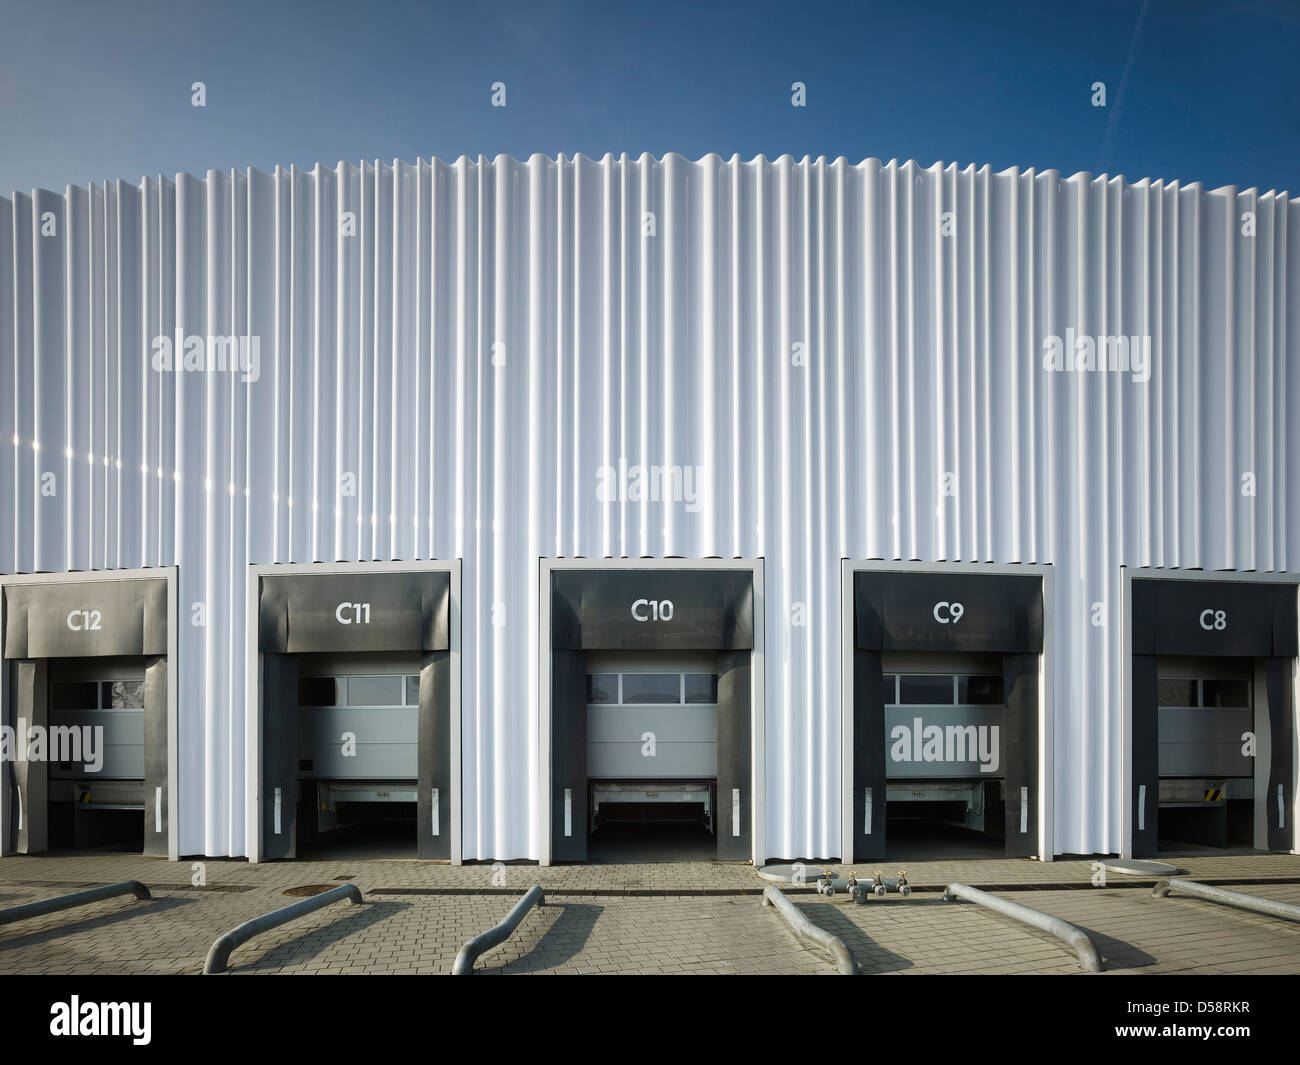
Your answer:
[1,153,1296,865]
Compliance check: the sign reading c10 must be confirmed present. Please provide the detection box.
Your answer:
[932,601,964,624]
[632,599,674,622]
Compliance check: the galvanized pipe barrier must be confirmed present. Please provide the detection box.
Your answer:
[452,885,545,975]
[203,884,364,974]
[0,881,152,928]
[761,885,857,975]
[1153,879,1300,923]
[943,882,1102,973]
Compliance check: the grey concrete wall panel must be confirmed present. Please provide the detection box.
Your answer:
[0,666,9,854]
[1131,654,1160,857]
[260,653,299,860]
[855,571,1043,653]
[12,659,48,853]
[3,579,167,659]
[417,649,452,860]
[715,649,751,861]
[851,647,887,861]
[1133,580,1298,658]
[142,656,168,856]
[552,570,753,651]
[1002,652,1038,858]
[550,648,588,862]
[1264,658,1294,851]
[259,571,449,654]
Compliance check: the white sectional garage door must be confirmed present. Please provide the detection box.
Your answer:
[586,655,718,780]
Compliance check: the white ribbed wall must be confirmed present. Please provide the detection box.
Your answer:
[2,154,1297,859]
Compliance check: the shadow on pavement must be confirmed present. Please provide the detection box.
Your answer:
[948,893,1158,972]
[0,894,194,953]
[794,900,914,974]
[232,899,412,973]
[482,902,603,974]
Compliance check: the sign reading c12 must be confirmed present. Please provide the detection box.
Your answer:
[66,609,104,631]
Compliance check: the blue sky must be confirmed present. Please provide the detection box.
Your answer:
[1,0,1297,196]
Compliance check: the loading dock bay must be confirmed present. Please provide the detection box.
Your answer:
[0,568,178,861]
[1123,571,1298,858]
[245,561,461,863]
[841,560,1051,863]
[539,558,765,865]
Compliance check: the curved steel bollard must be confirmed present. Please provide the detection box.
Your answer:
[762,885,857,975]
[1153,879,1300,923]
[943,882,1102,973]
[0,881,152,928]
[452,885,545,975]
[204,885,364,974]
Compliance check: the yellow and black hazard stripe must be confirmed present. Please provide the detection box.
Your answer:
[1203,787,1224,802]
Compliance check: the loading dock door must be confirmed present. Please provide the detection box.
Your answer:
[549,569,755,862]
[586,663,719,780]
[48,664,149,850]
[2,577,170,856]
[1131,579,1297,856]
[852,571,1044,861]
[1154,665,1253,847]
[257,571,451,860]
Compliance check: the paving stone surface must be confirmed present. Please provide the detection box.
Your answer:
[809,881,1300,975]
[0,851,1297,975]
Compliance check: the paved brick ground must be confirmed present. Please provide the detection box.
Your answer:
[806,881,1300,975]
[1,851,1298,975]
[0,881,822,976]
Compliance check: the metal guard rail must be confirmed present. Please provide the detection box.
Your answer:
[762,884,856,975]
[452,885,545,975]
[943,882,1102,972]
[0,881,152,927]
[203,884,364,974]
[1153,879,1300,923]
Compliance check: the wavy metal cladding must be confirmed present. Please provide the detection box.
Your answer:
[1,154,1297,860]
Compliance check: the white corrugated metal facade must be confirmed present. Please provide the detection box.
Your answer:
[2,153,1297,860]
